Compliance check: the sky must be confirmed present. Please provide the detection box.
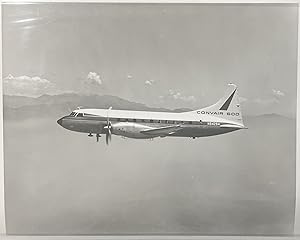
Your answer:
[2,3,298,116]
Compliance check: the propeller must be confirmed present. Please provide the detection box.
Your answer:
[104,107,113,145]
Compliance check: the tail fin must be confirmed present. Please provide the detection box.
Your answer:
[193,84,244,125]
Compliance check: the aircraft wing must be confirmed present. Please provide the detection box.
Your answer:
[141,125,182,136]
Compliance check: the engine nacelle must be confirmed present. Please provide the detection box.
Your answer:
[112,122,153,139]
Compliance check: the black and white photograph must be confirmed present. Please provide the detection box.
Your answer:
[1,2,298,236]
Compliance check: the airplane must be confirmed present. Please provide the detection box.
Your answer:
[57,83,247,145]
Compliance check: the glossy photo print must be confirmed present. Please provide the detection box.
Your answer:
[2,3,298,235]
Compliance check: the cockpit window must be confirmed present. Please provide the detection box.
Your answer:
[77,113,84,117]
[70,112,76,116]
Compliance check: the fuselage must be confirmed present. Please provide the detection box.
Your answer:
[57,108,246,139]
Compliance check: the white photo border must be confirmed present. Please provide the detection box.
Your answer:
[0,0,299,238]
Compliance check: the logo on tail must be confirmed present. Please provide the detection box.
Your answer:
[219,89,236,111]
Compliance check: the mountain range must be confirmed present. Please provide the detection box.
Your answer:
[3,93,293,122]
[3,93,194,120]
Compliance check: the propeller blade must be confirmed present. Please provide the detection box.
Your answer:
[106,133,109,145]
[108,129,112,142]
[105,106,113,145]
[107,106,112,123]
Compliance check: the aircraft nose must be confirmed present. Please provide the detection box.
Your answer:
[57,118,63,126]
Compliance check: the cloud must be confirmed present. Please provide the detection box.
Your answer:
[127,75,133,79]
[145,79,155,86]
[80,72,105,95]
[272,89,285,97]
[3,74,57,97]
[85,72,102,85]
[252,89,285,105]
[162,89,196,102]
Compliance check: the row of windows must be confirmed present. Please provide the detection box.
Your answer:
[112,118,202,125]
[70,112,203,125]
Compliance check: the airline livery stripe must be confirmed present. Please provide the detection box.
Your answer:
[219,89,236,111]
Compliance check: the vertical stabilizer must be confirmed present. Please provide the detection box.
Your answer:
[192,84,244,125]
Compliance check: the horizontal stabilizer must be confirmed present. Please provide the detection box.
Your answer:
[220,124,247,129]
[141,125,182,136]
